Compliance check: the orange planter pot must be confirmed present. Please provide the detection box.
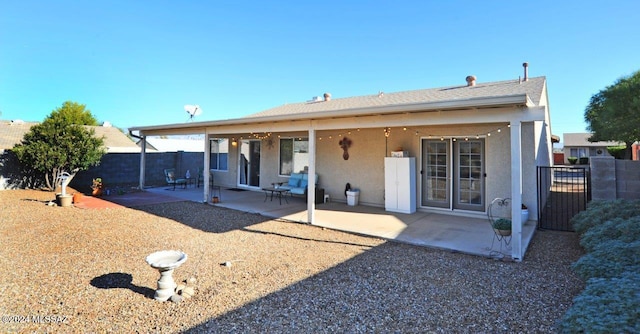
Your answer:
[92,188,103,197]
[73,193,83,203]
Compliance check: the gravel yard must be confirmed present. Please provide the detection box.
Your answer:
[0,189,584,333]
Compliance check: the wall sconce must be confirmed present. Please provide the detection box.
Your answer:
[231,138,237,146]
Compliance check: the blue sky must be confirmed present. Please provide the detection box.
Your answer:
[1,1,638,142]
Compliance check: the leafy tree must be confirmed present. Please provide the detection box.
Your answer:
[584,70,640,159]
[12,101,105,190]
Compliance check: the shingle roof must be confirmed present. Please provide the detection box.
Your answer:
[90,126,140,153]
[248,76,546,118]
[0,121,39,151]
[0,121,139,152]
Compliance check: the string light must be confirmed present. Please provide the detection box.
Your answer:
[227,124,511,145]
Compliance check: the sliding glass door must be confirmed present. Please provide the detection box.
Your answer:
[238,140,261,188]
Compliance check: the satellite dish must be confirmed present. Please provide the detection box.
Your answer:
[184,104,202,121]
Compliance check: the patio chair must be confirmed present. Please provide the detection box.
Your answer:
[487,197,512,258]
[196,168,203,188]
[209,170,222,201]
[164,168,187,190]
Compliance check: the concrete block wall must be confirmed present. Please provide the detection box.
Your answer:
[615,160,640,199]
[590,157,640,200]
[590,157,617,200]
[70,151,205,192]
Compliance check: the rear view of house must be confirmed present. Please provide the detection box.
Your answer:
[131,65,554,260]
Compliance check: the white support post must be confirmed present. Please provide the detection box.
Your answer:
[203,133,211,203]
[510,122,523,260]
[307,126,316,224]
[139,135,146,190]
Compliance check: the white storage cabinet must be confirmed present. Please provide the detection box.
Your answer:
[384,157,416,214]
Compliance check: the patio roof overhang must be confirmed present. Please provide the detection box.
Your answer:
[129,94,533,136]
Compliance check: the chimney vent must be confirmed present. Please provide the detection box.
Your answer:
[465,75,477,87]
[323,92,331,101]
[523,62,529,81]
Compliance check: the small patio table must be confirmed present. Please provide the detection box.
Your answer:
[262,187,289,205]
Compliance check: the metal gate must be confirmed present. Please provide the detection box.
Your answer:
[537,166,590,231]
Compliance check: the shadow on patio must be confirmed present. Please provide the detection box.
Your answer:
[140,186,537,259]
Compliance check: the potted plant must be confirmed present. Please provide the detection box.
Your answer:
[91,178,104,196]
[72,192,83,204]
[521,203,529,225]
[492,218,512,236]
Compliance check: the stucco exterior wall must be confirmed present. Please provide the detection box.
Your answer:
[210,122,538,215]
[486,124,512,206]
[211,139,239,189]
[208,120,546,218]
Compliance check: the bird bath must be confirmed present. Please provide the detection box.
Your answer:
[145,250,188,301]
[56,172,72,207]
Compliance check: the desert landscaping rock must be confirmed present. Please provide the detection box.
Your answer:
[182,286,195,298]
[0,189,584,333]
[170,294,184,304]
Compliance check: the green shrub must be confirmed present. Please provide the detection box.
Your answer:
[568,156,578,165]
[572,240,640,280]
[607,145,627,159]
[559,271,640,333]
[492,218,512,230]
[578,157,589,165]
[571,199,640,236]
[580,216,640,252]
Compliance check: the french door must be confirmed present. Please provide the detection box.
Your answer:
[238,140,261,187]
[421,138,485,212]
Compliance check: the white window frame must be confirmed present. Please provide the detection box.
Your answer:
[210,138,229,171]
[279,137,309,176]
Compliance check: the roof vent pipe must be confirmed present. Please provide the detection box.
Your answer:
[465,75,476,87]
[323,92,331,101]
[523,62,529,81]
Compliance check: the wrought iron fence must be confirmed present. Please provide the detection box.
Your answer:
[537,166,590,231]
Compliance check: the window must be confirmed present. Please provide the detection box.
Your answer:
[570,148,587,158]
[210,138,228,171]
[279,138,309,175]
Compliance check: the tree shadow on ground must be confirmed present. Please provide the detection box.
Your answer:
[90,273,155,299]
[130,201,271,234]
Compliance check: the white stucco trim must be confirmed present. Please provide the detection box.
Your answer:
[510,121,523,261]
[138,136,146,190]
[203,129,211,203]
[308,126,317,223]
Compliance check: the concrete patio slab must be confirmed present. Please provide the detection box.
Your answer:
[142,186,536,259]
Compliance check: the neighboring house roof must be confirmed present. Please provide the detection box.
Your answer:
[142,137,205,152]
[563,133,622,147]
[90,126,140,153]
[0,120,39,151]
[248,76,546,118]
[0,120,139,153]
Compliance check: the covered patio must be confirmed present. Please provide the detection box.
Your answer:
[130,75,553,261]
[143,186,537,259]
